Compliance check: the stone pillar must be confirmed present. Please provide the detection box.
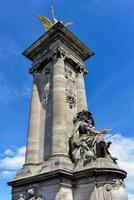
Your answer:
[77,70,87,112]
[56,187,73,200]
[38,103,46,162]
[51,50,67,157]
[25,76,41,164]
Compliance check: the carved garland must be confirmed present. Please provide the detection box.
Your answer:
[41,65,51,107]
[65,65,76,109]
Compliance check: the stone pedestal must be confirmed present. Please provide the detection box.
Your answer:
[9,22,128,200]
[10,168,127,200]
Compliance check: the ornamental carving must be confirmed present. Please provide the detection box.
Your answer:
[104,179,128,200]
[18,188,44,200]
[18,194,26,200]
[69,110,117,166]
[40,63,51,108]
[66,94,76,109]
[65,64,76,109]
[53,48,65,63]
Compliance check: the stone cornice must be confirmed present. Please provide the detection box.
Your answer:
[22,22,94,62]
[8,168,127,187]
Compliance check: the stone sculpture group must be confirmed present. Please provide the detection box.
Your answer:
[69,110,117,166]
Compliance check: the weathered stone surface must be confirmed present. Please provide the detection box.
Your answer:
[17,23,92,177]
[9,168,127,200]
[9,22,128,200]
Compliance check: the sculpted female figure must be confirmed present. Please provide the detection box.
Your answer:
[69,110,116,166]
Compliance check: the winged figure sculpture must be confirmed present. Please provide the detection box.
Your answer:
[38,6,73,32]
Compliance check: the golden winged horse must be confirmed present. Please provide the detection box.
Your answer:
[38,6,73,32]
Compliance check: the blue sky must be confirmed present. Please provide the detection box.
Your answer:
[0,0,134,199]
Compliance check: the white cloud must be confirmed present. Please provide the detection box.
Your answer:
[128,193,134,200]
[106,133,134,197]
[4,149,15,157]
[17,146,26,155]
[1,170,16,179]
[0,153,25,170]
[0,146,26,179]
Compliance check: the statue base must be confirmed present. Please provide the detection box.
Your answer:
[9,166,127,200]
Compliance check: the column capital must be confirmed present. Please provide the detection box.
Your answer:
[75,62,88,75]
[52,47,66,63]
[29,62,41,75]
[29,45,88,76]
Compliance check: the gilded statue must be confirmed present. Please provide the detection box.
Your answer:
[38,6,73,31]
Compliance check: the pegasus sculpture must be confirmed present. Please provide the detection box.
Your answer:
[38,6,73,32]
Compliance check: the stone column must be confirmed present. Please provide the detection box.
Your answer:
[76,68,87,112]
[25,76,41,164]
[56,187,73,200]
[38,102,46,162]
[51,50,67,157]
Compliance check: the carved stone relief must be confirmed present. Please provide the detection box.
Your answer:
[40,62,52,108]
[53,48,65,62]
[104,179,128,200]
[18,188,44,200]
[65,62,76,109]
[69,110,117,167]
[18,194,26,200]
